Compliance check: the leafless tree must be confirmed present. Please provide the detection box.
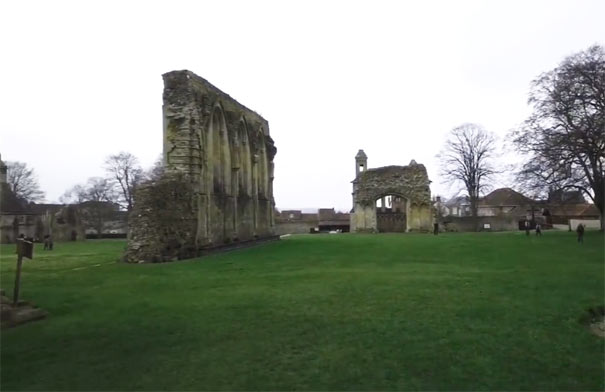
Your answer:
[145,154,165,182]
[511,44,605,230]
[62,177,117,204]
[439,124,498,220]
[104,152,143,211]
[59,184,86,204]
[6,161,45,203]
[61,177,119,235]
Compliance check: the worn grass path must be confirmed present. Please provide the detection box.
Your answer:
[1,231,603,391]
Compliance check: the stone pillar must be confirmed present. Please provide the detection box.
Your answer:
[252,154,259,235]
[231,168,239,240]
[268,161,275,230]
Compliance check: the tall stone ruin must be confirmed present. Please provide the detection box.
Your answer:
[125,71,277,262]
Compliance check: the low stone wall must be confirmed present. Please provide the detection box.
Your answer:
[124,175,198,263]
[275,221,317,235]
[443,216,518,232]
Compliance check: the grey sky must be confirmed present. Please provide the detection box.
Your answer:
[1,0,603,211]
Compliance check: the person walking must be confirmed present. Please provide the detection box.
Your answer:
[524,219,530,236]
[576,223,585,244]
[535,223,542,236]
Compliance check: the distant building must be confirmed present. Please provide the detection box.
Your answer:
[318,208,350,232]
[441,187,600,231]
[444,195,471,217]
[477,188,536,218]
[0,154,126,243]
[275,208,350,234]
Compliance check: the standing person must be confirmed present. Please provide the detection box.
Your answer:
[576,223,585,244]
[535,223,542,236]
[524,219,530,236]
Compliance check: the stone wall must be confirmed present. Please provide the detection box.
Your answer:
[125,175,197,262]
[125,71,277,263]
[274,221,317,235]
[443,216,518,232]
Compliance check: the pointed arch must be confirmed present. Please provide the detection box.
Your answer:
[238,118,252,196]
[256,127,269,198]
[209,104,232,195]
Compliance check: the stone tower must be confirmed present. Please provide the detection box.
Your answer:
[355,149,367,177]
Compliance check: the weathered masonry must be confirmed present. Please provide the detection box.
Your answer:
[125,71,277,262]
[350,150,432,232]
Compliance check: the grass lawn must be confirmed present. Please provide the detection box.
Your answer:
[1,231,604,391]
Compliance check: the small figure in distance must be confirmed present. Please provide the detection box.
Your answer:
[524,219,530,236]
[535,223,542,236]
[433,222,439,235]
[44,234,50,250]
[576,223,585,244]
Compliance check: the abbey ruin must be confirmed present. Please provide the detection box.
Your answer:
[350,150,432,232]
[125,71,277,262]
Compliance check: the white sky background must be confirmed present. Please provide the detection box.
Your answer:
[1,0,603,211]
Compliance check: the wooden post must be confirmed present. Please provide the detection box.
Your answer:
[13,241,24,306]
[13,238,32,306]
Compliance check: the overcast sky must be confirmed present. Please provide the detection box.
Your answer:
[1,0,603,211]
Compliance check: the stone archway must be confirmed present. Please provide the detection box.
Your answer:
[375,194,407,232]
[350,153,432,233]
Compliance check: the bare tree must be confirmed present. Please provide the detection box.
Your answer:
[512,44,605,230]
[6,161,45,203]
[439,124,498,221]
[145,154,165,182]
[61,177,119,235]
[59,184,86,204]
[104,152,143,211]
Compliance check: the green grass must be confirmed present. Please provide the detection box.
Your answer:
[1,232,603,391]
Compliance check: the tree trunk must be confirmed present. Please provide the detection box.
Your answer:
[594,191,604,232]
[470,198,479,232]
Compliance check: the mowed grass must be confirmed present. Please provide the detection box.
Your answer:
[0,231,603,391]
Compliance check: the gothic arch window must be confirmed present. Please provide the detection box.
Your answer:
[238,120,252,196]
[209,105,232,195]
[256,128,268,198]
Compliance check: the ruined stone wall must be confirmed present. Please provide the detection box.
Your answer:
[125,175,197,262]
[351,162,432,232]
[125,71,276,262]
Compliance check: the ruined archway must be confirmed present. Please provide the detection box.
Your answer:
[209,104,233,243]
[375,194,408,232]
[350,151,432,232]
[236,119,254,239]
